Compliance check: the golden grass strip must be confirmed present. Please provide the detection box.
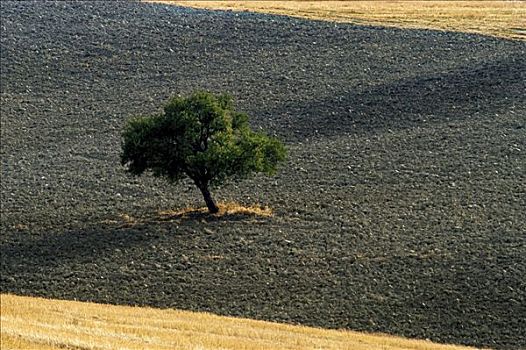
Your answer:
[151,1,526,40]
[1,294,480,350]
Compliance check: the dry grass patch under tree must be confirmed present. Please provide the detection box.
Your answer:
[159,201,273,218]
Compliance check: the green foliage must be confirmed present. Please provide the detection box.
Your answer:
[120,91,286,212]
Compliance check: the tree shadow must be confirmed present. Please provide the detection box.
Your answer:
[0,204,273,275]
[1,222,150,271]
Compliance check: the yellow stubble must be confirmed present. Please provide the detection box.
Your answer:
[150,1,525,40]
[1,294,481,350]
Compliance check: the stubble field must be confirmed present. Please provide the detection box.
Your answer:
[166,0,526,39]
[1,1,525,349]
[1,293,478,350]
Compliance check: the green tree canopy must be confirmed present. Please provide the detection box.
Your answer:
[120,91,286,213]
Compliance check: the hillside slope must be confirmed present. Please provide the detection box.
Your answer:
[1,1,525,349]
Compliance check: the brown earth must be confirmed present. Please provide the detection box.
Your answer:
[1,1,525,349]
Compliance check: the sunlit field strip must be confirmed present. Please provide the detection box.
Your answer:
[1,294,480,350]
[155,1,525,40]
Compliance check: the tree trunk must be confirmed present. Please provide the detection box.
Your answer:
[198,184,219,214]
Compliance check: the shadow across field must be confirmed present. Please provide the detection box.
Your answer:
[269,55,526,139]
[1,223,152,269]
[1,211,272,270]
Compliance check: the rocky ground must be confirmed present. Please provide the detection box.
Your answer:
[1,1,525,348]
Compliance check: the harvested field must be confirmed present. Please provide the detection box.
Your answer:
[1,1,525,349]
[165,0,526,40]
[1,293,478,350]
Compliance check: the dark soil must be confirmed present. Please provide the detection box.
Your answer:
[1,1,525,348]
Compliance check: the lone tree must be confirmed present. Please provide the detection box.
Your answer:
[120,91,286,214]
